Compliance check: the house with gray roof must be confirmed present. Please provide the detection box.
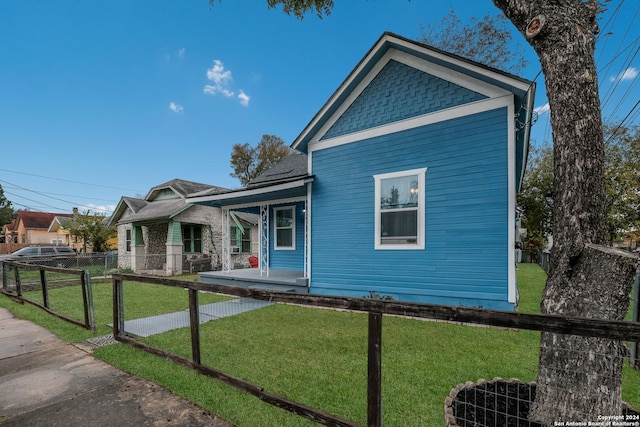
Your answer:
[108,179,258,275]
[187,33,535,310]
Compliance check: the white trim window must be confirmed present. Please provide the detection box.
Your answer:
[374,168,426,250]
[274,206,296,250]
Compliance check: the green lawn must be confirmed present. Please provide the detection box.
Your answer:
[1,264,639,426]
[0,274,228,342]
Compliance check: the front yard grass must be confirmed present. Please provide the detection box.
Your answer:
[1,264,639,426]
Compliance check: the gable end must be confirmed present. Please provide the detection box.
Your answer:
[321,60,486,140]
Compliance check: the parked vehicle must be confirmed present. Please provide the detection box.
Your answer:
[0,246,77,262]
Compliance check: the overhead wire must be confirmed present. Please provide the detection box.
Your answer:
[0,180,115,204]
[534,1,640,145]
[0,167,140,214]
[605,97,640,144]
[0,168,137,192]
[0,178,117,213]
[598,1,640,124]
[601,42,640,116]
[4,190,68,212]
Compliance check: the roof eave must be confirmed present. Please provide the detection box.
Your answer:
[517,81,537,192]
[188,177,313,207]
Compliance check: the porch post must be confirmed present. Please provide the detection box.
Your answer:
[130,225,146,273]
[303,198,308,279]
[260,204,269,276]
[221,209,230,273]
[166,221,183,275]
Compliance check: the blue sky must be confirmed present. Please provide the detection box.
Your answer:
[0,0,638,215]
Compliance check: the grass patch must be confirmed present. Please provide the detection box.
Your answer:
[0,277,229,342]
[2,263,640,425]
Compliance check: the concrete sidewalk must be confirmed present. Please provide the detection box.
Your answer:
[0,307,234,427]
[118,297,274,337]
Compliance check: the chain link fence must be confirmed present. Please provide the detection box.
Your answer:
[0,252,219,279]
[0,253,119,278]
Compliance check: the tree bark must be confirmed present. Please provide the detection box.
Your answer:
[533,244,638,422]
[493,0,639,423]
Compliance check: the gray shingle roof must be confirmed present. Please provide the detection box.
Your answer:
[122,197,148,213]
[117,198,186,224]
[249,154,309,187]
[147,179,229,200]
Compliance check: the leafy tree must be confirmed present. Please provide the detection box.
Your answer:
[230,134,293,187]
[0,184,16,228]
[216,0,639,422]
[517,142,553,248]
[604,123,640,244]
[419,9,528,74]
[521,125,640,248]
[66,210,115,253]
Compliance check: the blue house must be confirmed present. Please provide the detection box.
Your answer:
[189,33,535,311]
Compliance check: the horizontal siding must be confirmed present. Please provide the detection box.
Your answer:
[269,202,305,271]
[309,108,512,309]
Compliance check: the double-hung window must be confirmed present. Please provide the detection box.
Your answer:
[182,225,202,253]
[125,229,132,252]
[374,168,426,249]
[230,225,252,253]
[274,206,295,250]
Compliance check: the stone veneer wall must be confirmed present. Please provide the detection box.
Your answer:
[117,224,132,270]
[145,223,168,270]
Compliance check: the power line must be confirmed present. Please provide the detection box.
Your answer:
[601,43,640,114]
[596,0,627,64]
[0,181,115,203]
[0,179,116,214]
[4,190,68,212]
[0,168,137,192]
[604,97,640,144]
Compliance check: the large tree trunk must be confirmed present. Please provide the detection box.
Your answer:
[533,244,637,421]
[493,0,639,424]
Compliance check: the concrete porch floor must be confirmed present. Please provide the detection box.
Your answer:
[198,268,309,294]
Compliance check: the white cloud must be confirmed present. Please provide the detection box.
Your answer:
[203,59,251,106]
[169,102,184,113]
[238,90,250,107]
[610,67,638,82]
[534,103,550,115]
[206,60,233,85]
[178,47,186,58]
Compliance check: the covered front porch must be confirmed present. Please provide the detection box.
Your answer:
[199,268,309,294]
[187,160,313,295]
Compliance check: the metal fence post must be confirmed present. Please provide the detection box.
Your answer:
[40,269,49,309]
[80,268,90,328]
[2,263,6,292]
[14,264,22,297]
[368,311,383,427]
[188,288,201,365]
[113,277,125,337]
[85,270,95,332]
